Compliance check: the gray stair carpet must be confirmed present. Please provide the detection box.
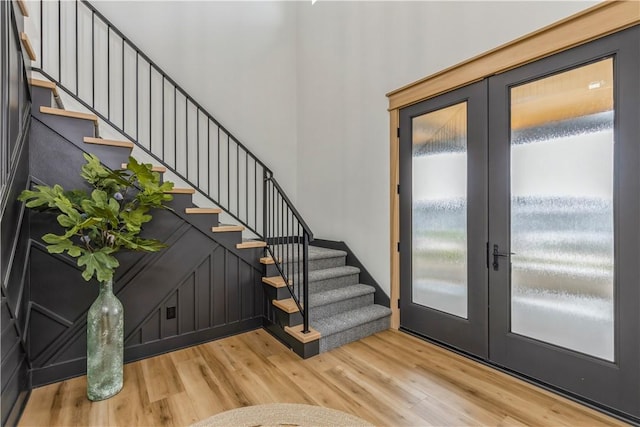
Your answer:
[267,245,347,272]
[308,284,375,322]
[274,245,391,353]
[313,305,392,353]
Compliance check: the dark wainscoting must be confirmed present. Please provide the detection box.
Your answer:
[1,2,32,425]
[25,117,266,388]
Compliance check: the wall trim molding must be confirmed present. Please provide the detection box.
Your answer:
[387,1,640,330]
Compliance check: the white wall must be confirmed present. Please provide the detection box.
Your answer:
[295,1,599,296]
[34,0,600,297]
[92,0,299,201]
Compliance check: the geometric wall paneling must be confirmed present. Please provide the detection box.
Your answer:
[27,188,265,387]
[28,245,97,327]
[25,303,71,361]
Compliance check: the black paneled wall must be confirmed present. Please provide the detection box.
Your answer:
[1,2,32,426]
[26,116,265,387]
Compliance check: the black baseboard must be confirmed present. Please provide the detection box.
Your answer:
[311,239,390,307]
[262,318,319,359]
[30,317,263,387]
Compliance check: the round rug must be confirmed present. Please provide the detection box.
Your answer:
[191,403,374,427]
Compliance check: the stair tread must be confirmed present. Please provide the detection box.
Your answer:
[41,106,98,123]
[284,325,321,343]
[309,265,360,282]
[259,256,281,265]
[272,298,300,314]
[120,163,166,173]
[212,224,244,232]
[30,78,59,96]
[308,284,375,308]
[268,244,347,262]
[84,137,133,149]
[272,265,360,287]
[165,188,195,194]
[17,0,29,17]
[262,276,290,288]
[237,240,266,249]
[312,305,391,338]
[185,207,222,214]
[20,32,36,61]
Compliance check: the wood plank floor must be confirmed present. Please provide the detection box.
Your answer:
[19,329,627,426]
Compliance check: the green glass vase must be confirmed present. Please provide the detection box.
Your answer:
[86,279,124,401]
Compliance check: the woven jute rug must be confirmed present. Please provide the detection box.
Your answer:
[191,403,374,427]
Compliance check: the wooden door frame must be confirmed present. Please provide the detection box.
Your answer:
[387,1,640,329]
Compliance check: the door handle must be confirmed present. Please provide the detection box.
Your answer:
[492,244,515,271]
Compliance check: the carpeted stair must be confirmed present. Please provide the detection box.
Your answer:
[266,245,391,354]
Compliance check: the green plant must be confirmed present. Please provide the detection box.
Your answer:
[19,153,175,282]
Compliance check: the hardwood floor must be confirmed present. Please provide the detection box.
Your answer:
[19,329,626,426]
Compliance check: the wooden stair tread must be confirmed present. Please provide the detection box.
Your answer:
[41,106,98,123]
[211,225,244,233]
[259,256,281,265]
[165,188,196,194]
[30,79,59,96]
[237,240,267,249]
[272,298,300,314]
[20,32,36,61]
[185,207,222,214]
[120,163,166,172]
[17,0,29,17]
[84,137,133,149]
[285,325,321,344]
[262,276,290,288]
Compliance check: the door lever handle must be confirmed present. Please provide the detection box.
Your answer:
[492,244,515,271]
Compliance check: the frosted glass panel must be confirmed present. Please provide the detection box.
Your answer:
[412,102,467,318]
[510,59,614,361]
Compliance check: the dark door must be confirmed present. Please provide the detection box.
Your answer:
[399,81,488,358]
[487,26,640,418]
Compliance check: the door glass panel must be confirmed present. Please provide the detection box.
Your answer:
[412,102,468,318]
[510,58,614,361]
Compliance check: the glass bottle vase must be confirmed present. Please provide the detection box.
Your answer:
[86,279,124,401]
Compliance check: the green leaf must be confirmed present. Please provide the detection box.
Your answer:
[18,184,66,209]
[81,153,129,194]
[64,189,90,208]
[20,153,176,280]
[44,239,83,257]
[126,156,157,188]
[86,190,118,227]
[42,233,66,244]
[115,234,167,252]
[56,213,77,228]
[77,249,119,282]
[120,206,152,233]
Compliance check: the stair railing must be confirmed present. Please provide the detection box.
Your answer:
[264,174,314,333]
[32,0,314,335]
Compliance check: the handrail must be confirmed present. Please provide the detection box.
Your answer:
[33,0,314,336]
[268,176,313,240]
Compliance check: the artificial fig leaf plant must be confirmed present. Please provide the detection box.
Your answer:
[19,153,175,282]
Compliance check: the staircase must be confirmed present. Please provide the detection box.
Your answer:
[23,0,391,361]
[263,245,390,354]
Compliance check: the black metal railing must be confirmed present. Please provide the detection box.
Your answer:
[264,174,313,333]
[32,0,314,334]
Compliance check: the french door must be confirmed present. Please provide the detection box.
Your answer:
[399,81,488,358]
[399,26,639,418]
